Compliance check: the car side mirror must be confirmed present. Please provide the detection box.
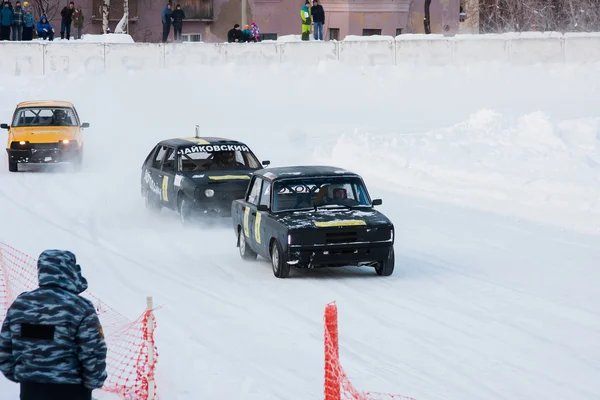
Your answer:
[261,160,270,166]
[256,204,269,212]
[0,123,9,129]
[372,199,382,206]
[81,122,90,128]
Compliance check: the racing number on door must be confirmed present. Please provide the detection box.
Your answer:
[243,207,250,237]
[254,212,262,244]
[161,176,169,202]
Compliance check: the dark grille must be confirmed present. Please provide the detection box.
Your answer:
[31,143,60,150]
[325,230,358,244]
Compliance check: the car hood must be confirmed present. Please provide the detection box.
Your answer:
[182,170,253,184]
[10,126,79,143]
[275,208,392,229]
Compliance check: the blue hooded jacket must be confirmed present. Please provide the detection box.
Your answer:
[36,14,52,34]
[0,5,14,26]
[0,250,107,389]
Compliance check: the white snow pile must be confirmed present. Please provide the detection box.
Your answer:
[80,33,135,43]
[322,109,600,235]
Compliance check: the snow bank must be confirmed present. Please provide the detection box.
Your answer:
[3,31,600,76]
[80,33,135,43]
[322,110,600,235]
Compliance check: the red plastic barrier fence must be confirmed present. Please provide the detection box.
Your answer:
[324,302,416,400]
[0,243,159,400]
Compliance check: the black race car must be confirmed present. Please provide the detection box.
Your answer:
[231,165,395,278]
[141,135,270,224]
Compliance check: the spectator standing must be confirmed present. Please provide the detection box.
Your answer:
[11,0,22,40]
[22,5,32,40]
[161,2,172,42]
[300,0,311,41]
[250,21,260,42]
[227,23,243,42]
[36,14,54,40]
[171,3,185,42]
[72,6,83,39]
[0,1,13,40]
[242,23,252,41]
[311,0,324,40]
[0,249,107,400]
[60,1,74,40]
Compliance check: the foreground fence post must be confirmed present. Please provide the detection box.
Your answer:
[146,296,156,400]
[324,302,341,400]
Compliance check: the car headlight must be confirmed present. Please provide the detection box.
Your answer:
[287,234,291,245]
[205,189,214,197]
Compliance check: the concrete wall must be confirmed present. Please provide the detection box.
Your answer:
[1,32,599,76]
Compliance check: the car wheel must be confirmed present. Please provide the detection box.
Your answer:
[8,159,17,172]
[144,190,162,212]
[72,149,83,172]
[179,197,194,226]
[271,239,290,278]
[238,229,257,260]
[375,247,395,276]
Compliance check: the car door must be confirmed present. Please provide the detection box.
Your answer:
[144,145,168,203]
[158,146,177,210]
[254,178,272,258]
[242,177,263,253]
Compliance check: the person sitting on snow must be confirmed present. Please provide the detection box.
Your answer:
[36,14,54,40]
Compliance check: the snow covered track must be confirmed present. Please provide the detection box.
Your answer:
[4,32,600,76]
[1,60,600,399]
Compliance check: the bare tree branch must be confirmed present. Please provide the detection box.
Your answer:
[470,0,600,33]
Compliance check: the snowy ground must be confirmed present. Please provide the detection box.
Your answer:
[0,61,599,400]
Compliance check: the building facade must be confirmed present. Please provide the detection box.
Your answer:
[55,0,460,42]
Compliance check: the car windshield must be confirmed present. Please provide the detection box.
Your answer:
[12,107,78,127]
[177,144,261,172]
[272,176,372,212]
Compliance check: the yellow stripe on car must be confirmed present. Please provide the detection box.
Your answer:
[208,175,250,180]
[184,137,210,144]
[314,220,367,227]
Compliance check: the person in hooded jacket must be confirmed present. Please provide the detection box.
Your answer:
[72,6,83,39]
[36,14,54,40]
[161,2,172,42]
[0,249,107,400]
[0,1,13,40]
[170,3,184,42]
[300,0,311,41]
[22,5,33,40]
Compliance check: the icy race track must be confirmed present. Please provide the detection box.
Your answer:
[1,60,600,400]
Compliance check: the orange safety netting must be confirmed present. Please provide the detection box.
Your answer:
[324,302,416,400]
[0,243,158,400]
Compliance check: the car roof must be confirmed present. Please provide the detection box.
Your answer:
[254,165,360,181]
[159,136,248,148]
[16,100,75,108]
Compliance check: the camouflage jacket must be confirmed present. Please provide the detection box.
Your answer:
[0,250,107,389]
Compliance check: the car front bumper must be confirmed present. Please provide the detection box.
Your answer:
[193,188,248,217]
[7,146,79,164]
[287,242,393,268]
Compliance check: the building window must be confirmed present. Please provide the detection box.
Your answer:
[396,28,402,35]
[261,33,278,41]
[362,29,381,36]
[329,28,340,40]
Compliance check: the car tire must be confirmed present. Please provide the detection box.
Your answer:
[375,246,395,276]
[179,197,194,226]
[238,229,257,260]
[144,189,162,212]
[271,239,290,278]
[8,159,17,172]
[72,149,83,172]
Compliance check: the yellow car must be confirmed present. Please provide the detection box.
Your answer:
[2,100,89,172]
